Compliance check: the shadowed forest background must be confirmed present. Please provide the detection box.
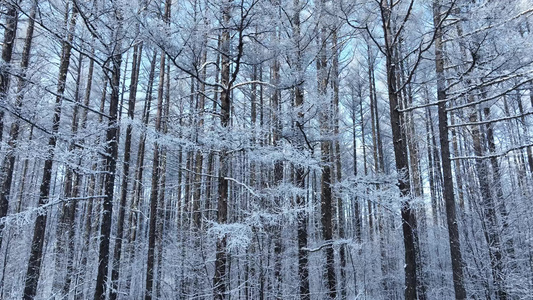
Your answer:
[0,0,533,299]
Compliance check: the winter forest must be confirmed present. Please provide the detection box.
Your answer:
[1,0,533,299]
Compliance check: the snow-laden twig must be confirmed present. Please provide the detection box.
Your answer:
[303,239,352,253]
[452,142,533,160]
[448,109,533,128]
[224,177,261,198]
[0,195,106,226]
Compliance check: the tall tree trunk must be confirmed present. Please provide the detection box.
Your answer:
[372,64,385,173]
[397,39,427,300]
[270,13,284,297]
[53,50,84,297]
[0,0,35,248]
[110,42,143,300]
[425,104,439,224]
[433,2,467,298]
[74,43,97,299]
[93,6,123,299]
[485,102,514,257]
[23,4,78,299]
[453,16,508,300]
[367,44,381,176]
[367,45,378,241]
[16,125,34,214]
[449,112,465,210]
[130,52,157,246]
[213,2,232,298]
[192,46,207,228]
[317,7,336,297]
[379,1,418,298]
[292,1,309,298]
[0,1,18,145]
[354,87,363,242]
[469,102,506,300]
[155,59,171,300]
[331,28,346,299]
[145,2,171,297]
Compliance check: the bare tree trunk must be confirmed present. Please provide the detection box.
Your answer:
[317,7,336,297]
[433,3,467,298]
[292,2,309,298]
[74,44,98,299]
[270,13,284,297]
[518,90,533,176]
[450,23,508,300]
[0,1,18,145]
[368,48,379,176]
[155,59,171,300]
[213,2,233,298]
[110,42,143,300]
[193,46,207,228]
[130,51,157,247]
[353,87,363,242]
[93,6,123,299]
[397,38,427,300]
[484,103,514,257]
[53,50,84,297]
[425,104,439,224]
[16,125,34,213]
[360,88,368,178]
[469,103,506,300]
[23,5,78,299]
[145,2,171,295]
[367,45,377,241]
[373,67,385,173]
[379,1,418,298]
[450,112,464,210]
[331,28,347,299]
[0,0,35,248]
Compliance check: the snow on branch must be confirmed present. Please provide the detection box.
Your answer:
[452,142,533,160]
[0,195,106,227]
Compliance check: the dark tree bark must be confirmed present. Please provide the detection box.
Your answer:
[213,3,231,298]
[425,104,439,224]
[0,0,19,145]
[145,3,171,299]
[270,10,284,297]
[24,4,78,299]
[155,56,171,300]
[354,87,363,242]
[74,43,98,299]
[433,2,467,298]
[0,0,35,249]
[485,100,513,259]
[292,1,310,298]
[379,1,418,298]
[397,36,427,300]
[110,42,143,300]
[452,11,507,299]
[367,45,378,240]
[468,102,506,300]
[317,5,336,297]
[192,45,207,228]
[53,50,84,297]
[93,6,123,300]
[331,28,347,299]
[449,112,465,210]
[130,51,157,246]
